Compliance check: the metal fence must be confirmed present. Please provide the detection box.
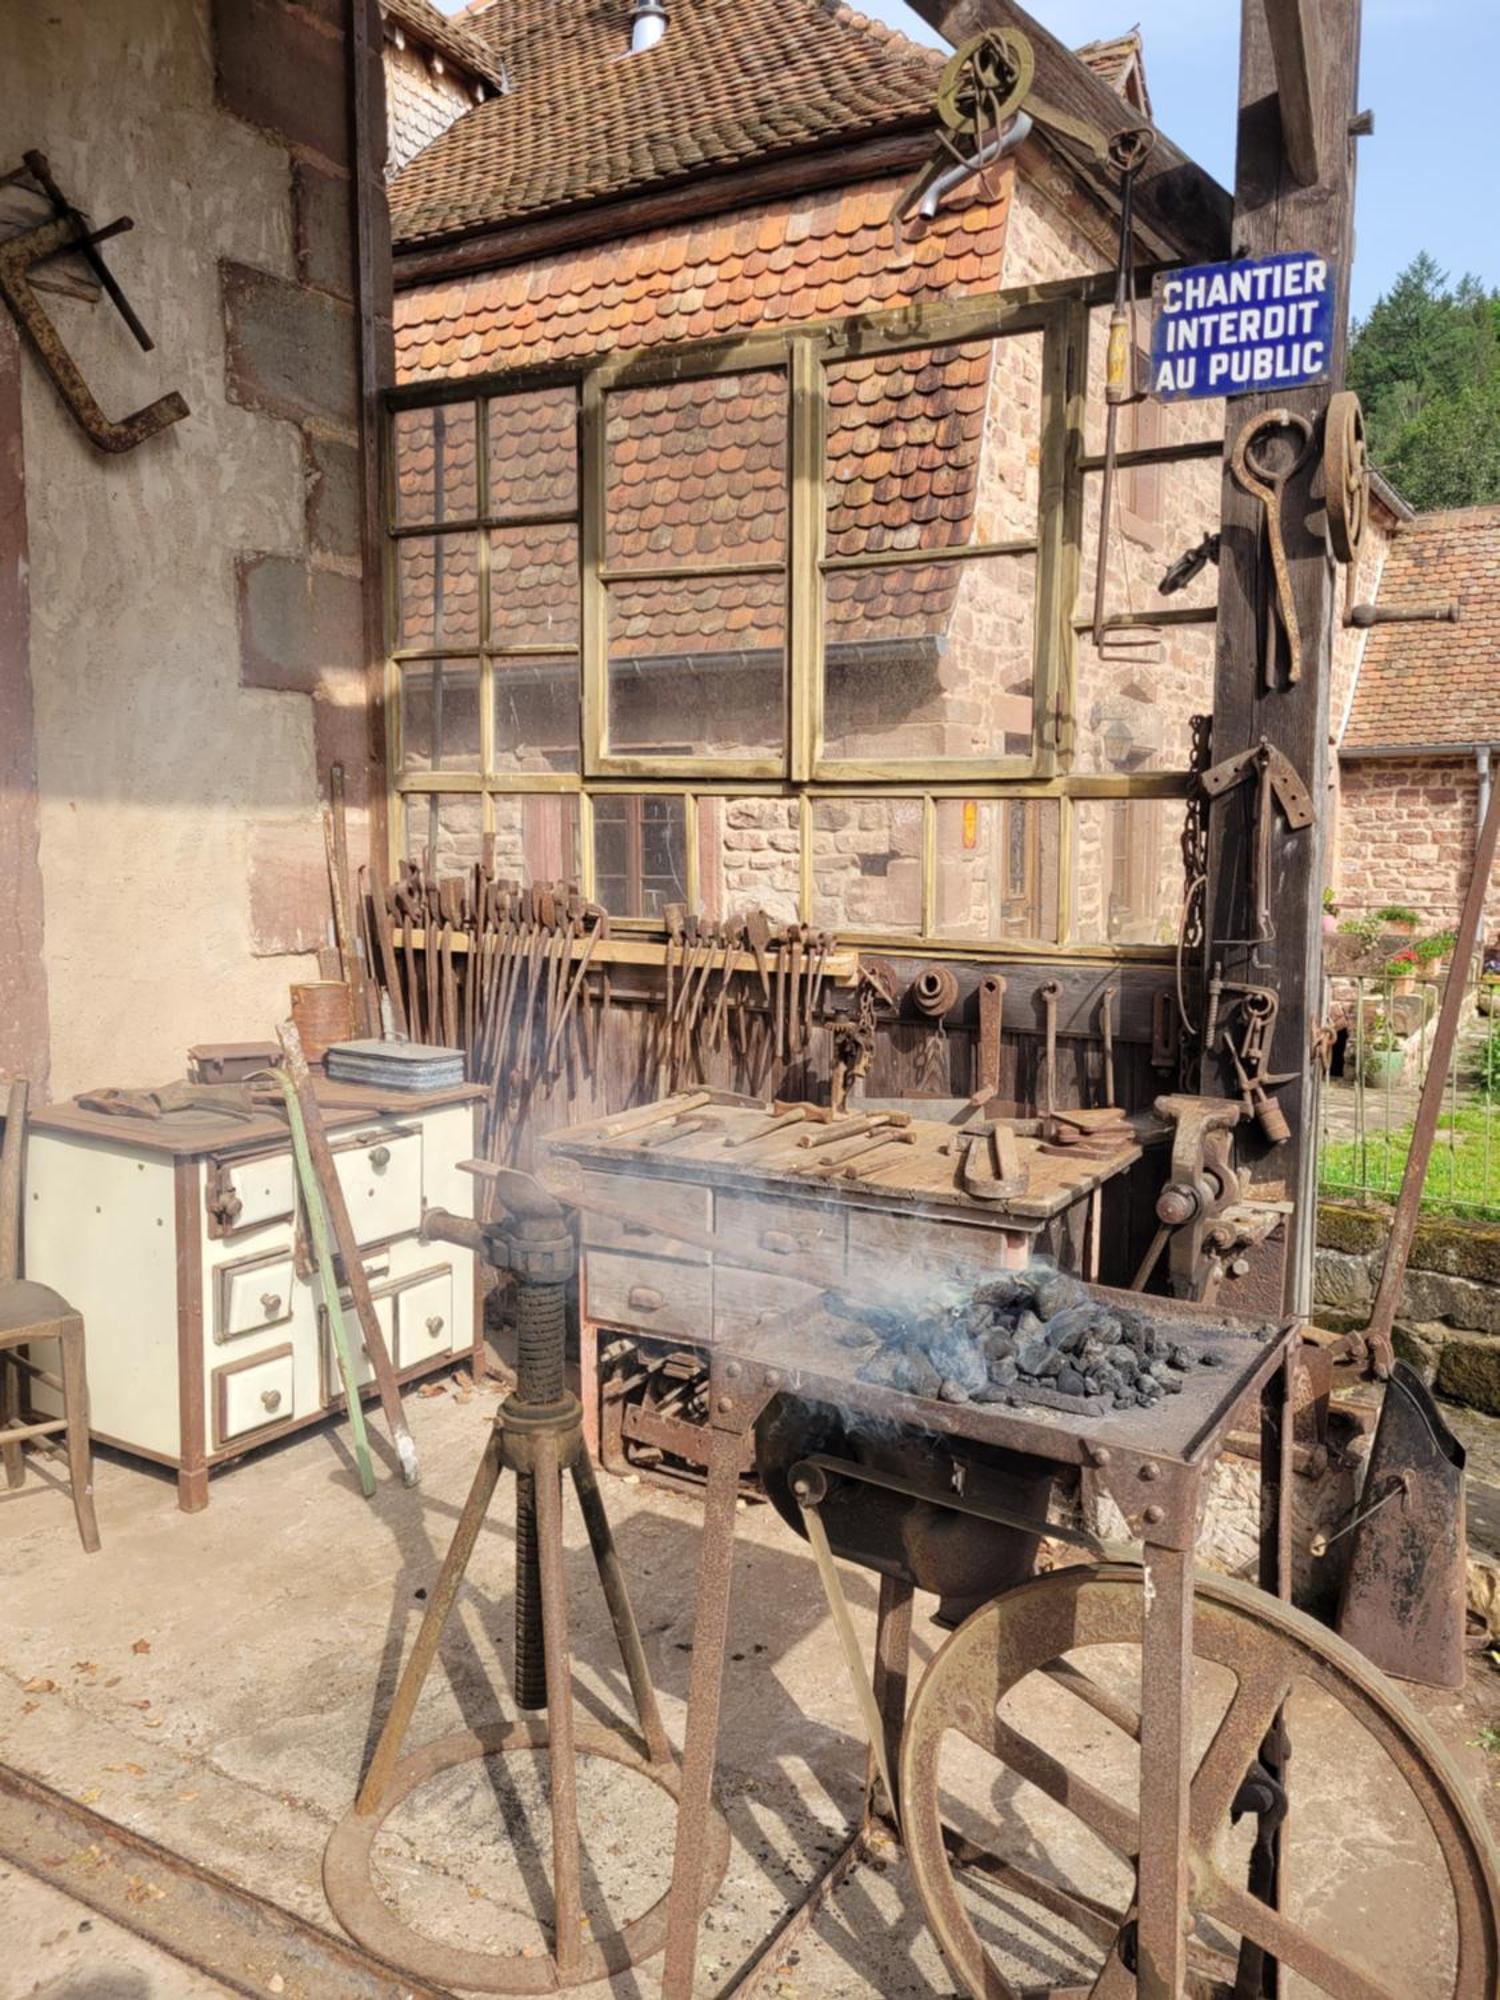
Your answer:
[1318,955,1500,1218]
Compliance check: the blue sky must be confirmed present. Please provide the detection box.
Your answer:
[435,1,1498,321]
[852,0,1499,321]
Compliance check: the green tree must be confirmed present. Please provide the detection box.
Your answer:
[1349,255,1500,510]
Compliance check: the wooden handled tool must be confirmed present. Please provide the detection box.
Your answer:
[794,1111,910,1149]
[276,1021,419,1486]
[744,908,772,1003]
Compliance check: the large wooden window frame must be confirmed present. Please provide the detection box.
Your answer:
[385,271,1218,959]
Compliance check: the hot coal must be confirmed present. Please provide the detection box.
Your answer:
[822,1269,1219,1416]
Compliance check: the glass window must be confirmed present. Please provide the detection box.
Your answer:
[605,371,787,569]
[492,656,580,775]
[488,386,577,518]
[492,792,580,888]
[607,573,785,762]
[823,553,1035,764]
[934,797,1060,942]
[490,523,579,652]
[399,658,480,773]
[696,796,801,925]
[403,792,483,876]
[810,797,922,934]
[1070,797,1187,947]
[592,794,688,919]
[394,402,477,526]
[395,535,480,652]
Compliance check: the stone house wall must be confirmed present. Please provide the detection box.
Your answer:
[1336,754,1499,931]
[4,0,388,1097]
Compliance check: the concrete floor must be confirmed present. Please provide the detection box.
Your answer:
[1,1371,1496,2000]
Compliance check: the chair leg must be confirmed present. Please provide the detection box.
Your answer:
[57,1324,100,1553]
[1,1349,23,1491]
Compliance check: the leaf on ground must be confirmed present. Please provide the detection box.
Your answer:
[22,1677,56,1694]
[130,1699,151,1711]
[143,1718,163,1728]
[72,1661,98,1675]
[130,1638,151,1656]
[78,1788,101,1804]
[417,1381,445,1398]
[177,1790,198,1803]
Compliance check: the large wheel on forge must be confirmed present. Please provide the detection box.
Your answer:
[899,1563,1499,2000]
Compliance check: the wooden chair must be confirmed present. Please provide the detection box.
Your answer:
[0,1079,100,1552]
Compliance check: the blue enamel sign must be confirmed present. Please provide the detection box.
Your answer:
[1149,252,1337,401]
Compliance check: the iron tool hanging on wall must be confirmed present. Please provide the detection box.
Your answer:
[0,151,188,453]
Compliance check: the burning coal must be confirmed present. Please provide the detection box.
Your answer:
[816,1269,1221,1416]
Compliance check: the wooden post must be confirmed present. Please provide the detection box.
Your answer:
[1203,0,1364,1315]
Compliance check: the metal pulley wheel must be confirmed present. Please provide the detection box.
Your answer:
[935,28,1035,138]
[900,1564,1500,1999]
[1324,388,1369,568]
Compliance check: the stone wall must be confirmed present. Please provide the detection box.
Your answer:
[6,0,387,1097]
[1316,1200,1500,1414]
[1336,753,1498,931]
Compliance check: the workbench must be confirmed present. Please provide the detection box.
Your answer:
[24,1080,486,1509]
[542,1090,1147,1483]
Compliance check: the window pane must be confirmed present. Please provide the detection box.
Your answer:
[487,386,577,518]
[605,370,787,568]
[810,797,922,933]
[607,573,784,760]
[492,793,580,888]
[396,534,480,650]
[934,798,1060,942]
[489,523,579,651]
[825,333,1042,558]
[394,403,477,526]
[1070,798,1188,947]
[399,659,480,773]
[402,792,482,875]
[823,553,1034,763]
[591,794,688,919]
[696,797,800,926]
[492,655,580,775]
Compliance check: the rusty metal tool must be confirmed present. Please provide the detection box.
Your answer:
[439,878,462,1049]
[744,907,773,1003]
[1199,736,1314,945]
[0,185,188,453]
[795,1110,910,1150]
[806,930,834,1032]
[773,932,788,1063]
[969,973,1006,1108]
[545,901,608,1073]
[1230,407,1315,686]
[1100,986,1116,1107]
[708,918,743,1051]
[323,764,365,1032]
[659,904,686,1094]
[366,866,406,1039]
[1039,979,1061,1123]
[276,1021,419,1485]
[960,1120,1028,1202]
[788,927,805,1053]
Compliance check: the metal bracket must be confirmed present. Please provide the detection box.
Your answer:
[0,199,189,453]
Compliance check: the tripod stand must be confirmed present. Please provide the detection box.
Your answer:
[323,1168,729,1993]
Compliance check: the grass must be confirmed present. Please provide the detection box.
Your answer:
[1319,1106,1500,1221]
[1473,1722,1500,1755]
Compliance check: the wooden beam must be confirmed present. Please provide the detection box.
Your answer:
[1202,0,1362,1317]
[1264,0,1327,185]
[902,0,1232,264]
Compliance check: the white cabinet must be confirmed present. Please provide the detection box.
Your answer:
[24,1082,486,1509]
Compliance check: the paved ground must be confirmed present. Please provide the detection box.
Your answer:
[1,1371,1496,2000]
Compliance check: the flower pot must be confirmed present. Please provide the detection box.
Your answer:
[1322,913,1339,936]
[1362,1049,1405,1089]
[1390,976,1415,998]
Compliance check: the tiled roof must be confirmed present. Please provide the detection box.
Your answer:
[1344,506,1500,750]
[380,0,508,91]
[390,0,944,248]
[394,172,1013,661]
[1076,30,1151,117]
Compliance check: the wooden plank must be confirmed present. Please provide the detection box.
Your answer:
[1263,0,1327,186]
[903,0,1232,264]
[1201,0,1362,1316]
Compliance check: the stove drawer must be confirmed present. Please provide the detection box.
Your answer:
[318,1284,395,1395]
[208,1150,295,1237]
[214,1247,296,1344]
[579,1170,711,1263]
[212,1342,295,1448]
[583,1248,711,1341]
[394,1266,455,1369]
[715,1190,846,1287]
[331,1127,421,1248]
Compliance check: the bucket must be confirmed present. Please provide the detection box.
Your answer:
[290,980,354,1063]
